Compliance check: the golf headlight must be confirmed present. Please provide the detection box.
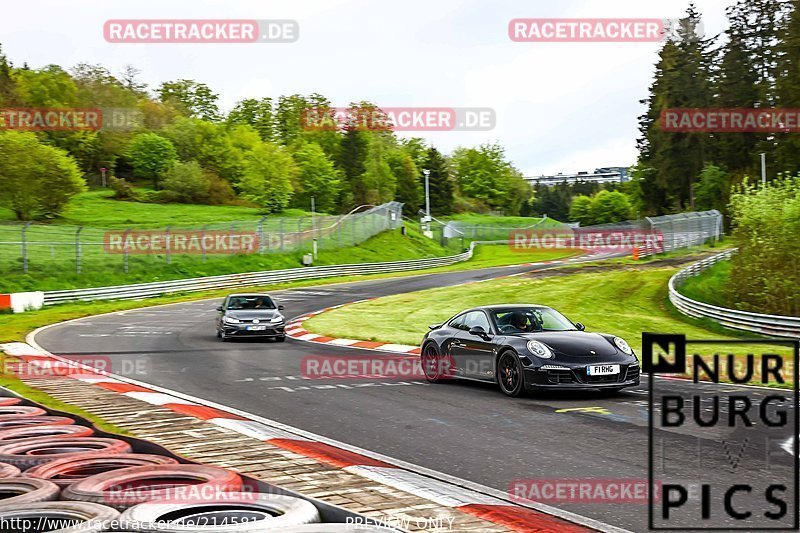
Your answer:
[614,336,633,355]
[527,340,553,359]
[270,315,284,323]
[223,316,240,324]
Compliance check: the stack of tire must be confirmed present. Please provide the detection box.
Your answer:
[0,399,398,532]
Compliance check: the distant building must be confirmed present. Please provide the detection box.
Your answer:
[525,166,630,187]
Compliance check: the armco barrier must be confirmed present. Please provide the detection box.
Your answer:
[669,249,800,339]
[41,244,476,306]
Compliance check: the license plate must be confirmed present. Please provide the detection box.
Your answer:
[587,364,619,376]
[246,325,267,331]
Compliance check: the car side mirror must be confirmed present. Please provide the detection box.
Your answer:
[575,322,585,331]
[278,305,284,311]
[469,326,489,338]
[216,306,223,312]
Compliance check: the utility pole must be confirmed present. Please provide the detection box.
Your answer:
[422,169,432,238]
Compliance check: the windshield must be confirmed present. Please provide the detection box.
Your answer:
[492,307,577,333]
[226,296,276,310]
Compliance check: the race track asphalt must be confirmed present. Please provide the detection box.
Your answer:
[34,260,798,531]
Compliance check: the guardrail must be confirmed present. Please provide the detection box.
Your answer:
[669,249,800,339]
[42,243,477,305]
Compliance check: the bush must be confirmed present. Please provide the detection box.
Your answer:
[109,177,138,201]
[161,161,210,203]
[0,131,86,220]
[728,176,800,316]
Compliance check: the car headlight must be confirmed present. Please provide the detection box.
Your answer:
[613,336,633,355]
[270,315,284,323]
[223,316,240,324]
[527,340,553,359]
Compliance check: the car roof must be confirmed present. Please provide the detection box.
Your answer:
[472,304,552,311]
[226,293,272,298]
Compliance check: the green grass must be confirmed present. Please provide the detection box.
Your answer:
[304,265,793,370]
[443,213,565,228]
[7,189,316,228]
[677,260,730,308]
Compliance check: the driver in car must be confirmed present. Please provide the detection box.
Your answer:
[511,311,538,332]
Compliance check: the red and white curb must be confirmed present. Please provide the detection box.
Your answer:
[2,340,627,533]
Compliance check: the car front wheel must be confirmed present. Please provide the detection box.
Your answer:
[497,350,525,397]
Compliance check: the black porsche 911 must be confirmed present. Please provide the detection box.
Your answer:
[420,304,639,396]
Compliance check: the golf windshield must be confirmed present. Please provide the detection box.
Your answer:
[493,308,577,333]
[227,296,276,310]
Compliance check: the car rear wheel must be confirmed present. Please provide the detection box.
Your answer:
[421,344,445,383]
[497,350,525,397]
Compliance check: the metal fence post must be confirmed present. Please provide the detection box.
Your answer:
[123,228,131,274]
[230,223,236,255]
[75,227,83,275]
[338,217,342,248]
[165,225,172,265]
[279,218,285,252]
[201,224,208,262]
[353,215,357,245]
[21,222,31,274]
[297,218,304,250]
[258,215,267,254]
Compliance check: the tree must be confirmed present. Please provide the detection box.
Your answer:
[389,150,421,216]
[275,94,310,146]
[119,64,147,94]
[423,147,454,215]
[774,1,800,175]
[238,143,296,213]
[590,190,634,224]
[227,98,275,142]
[126,133,178,189]
[0,44,16,106]
[162,118,242,182]
[337,125,369,208]
[693,164,730,212]
[569,195,594,226]
[158,79,220,121]
[291,141,341,213]
[637,4,714,213]
[0,131,85,220]
[361,136,396,204]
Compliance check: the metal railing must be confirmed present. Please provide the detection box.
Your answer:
[669,249,800,339]
[42,242,475,305]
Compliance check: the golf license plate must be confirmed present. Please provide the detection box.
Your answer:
[246,325,267,331]
[587,364,619,376]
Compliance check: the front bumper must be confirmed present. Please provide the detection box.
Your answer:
[222,323,285,337]
[523,362,640,390]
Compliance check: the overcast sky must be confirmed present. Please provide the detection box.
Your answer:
[1,0,732,176]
